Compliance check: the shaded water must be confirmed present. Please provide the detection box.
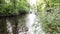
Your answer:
[6,20,13,34]
[6,16,28,34]
[0,0,45,34]
[6,0,45,34]
[0,12,45,34]
[5,12,37,34]
[0,18,7,34]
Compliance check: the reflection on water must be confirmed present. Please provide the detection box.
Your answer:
[0,13,45,34]
[26,12,36,34]
[6,19,13,34]
[5,12,37,34]
[0,18,7,34]
[26,12,36,28]
[17,16,28,34]
[26,12,45,34]
[6,16,28,34]
[6,17,18,34]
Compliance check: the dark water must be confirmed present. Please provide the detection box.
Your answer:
[0,15,28,34]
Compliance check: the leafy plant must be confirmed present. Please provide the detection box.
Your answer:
[37,0,60,34]
[0,0,30,15]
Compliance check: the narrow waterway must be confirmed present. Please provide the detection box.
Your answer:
[26,11,37,34]
[5,0,45,34]
[26,0,45,34]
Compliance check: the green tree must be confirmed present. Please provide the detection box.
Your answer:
[37,0,60,34]
[0,0,30,34]
[0,0,30,15]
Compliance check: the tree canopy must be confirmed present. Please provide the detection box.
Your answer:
[0,0,30,15]
[37,0,60,34]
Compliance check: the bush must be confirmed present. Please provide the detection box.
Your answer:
[37,0,60,34]
[0,0,30,15]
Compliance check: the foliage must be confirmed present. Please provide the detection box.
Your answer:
[0,0,30,15]
[37,0,60,34]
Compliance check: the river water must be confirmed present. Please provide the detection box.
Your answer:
[6,0,45,34]
[26,0,45,34]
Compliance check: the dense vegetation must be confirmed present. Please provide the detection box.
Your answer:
[37,0,60,34]
[0,0,30,15]
[0,0,30,34]
[1,0,60,34]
